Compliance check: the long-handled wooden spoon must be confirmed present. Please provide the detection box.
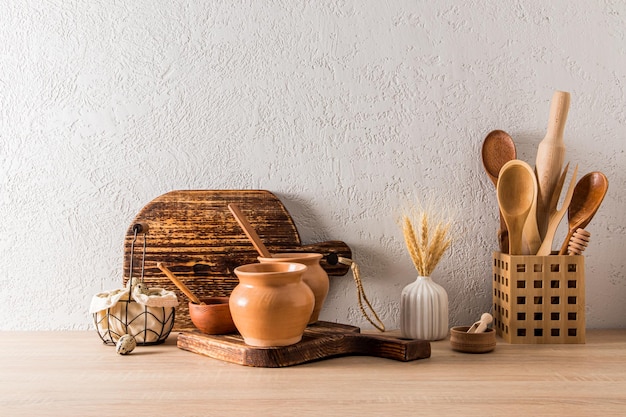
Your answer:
[558,172,608,255]
[157,262,204,304]
[482,130,517,253]
[522,184,541,255]
[536,164,579,256]
[497,160,537,255]
[228,203,273,258]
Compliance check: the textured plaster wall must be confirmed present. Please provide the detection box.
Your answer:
[1,1,625,330]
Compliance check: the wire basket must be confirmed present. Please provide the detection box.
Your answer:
[93,223,176,346]
[94,299,175,345]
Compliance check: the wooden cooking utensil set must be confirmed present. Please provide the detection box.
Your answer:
[483,91,608,256]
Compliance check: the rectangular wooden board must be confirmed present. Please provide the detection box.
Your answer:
[177,321,431,367]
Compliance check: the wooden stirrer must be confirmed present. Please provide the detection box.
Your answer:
[228,203,273,258]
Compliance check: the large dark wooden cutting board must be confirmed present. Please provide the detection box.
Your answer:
[177,322,431,367]
[122,190,352,330]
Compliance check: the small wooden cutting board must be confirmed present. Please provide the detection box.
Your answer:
[177,322,431,367]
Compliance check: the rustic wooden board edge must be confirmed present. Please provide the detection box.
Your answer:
[177,322,431,368]
[123,189,351,277]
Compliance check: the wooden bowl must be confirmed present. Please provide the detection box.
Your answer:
[450,326,496,353]
[188,297,237,335]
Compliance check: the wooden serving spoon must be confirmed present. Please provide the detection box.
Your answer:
[522,177,541,255]
[558,172,608,255]
[482,130,517,253]
[497,160,537,255]
[228,203,273,258]
[157,262,204,304]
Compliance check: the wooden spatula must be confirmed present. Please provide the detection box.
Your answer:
[536,164,578,256]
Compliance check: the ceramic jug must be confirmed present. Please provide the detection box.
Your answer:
[258,253,328,323]
[231,262,314,347]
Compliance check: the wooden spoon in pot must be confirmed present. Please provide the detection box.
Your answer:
[558,172,608,255]
[497,160,538,255]
[228,203,273,258]
[482,130,517,253]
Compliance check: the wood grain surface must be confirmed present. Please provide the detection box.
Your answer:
[177,321,431,367]
[535,91,569,239]
[3,330,626,417]
[122,190,352,330]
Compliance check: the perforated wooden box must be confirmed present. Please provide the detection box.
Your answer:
[492,252,585,344]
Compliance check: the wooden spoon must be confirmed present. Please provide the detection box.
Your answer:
[497,160,537,255]
[558,172,608,255]
[482,130,517,253]
[522,181,541,255]
[157,262,204,304]
[228,203,273,258]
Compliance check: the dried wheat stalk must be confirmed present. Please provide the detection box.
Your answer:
[402,211,452,277]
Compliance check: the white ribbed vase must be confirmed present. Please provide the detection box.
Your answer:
[400,276,449,341]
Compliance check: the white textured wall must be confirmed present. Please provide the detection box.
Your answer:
[1,1,625,330]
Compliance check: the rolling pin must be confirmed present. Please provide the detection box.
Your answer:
[535,90,570,240]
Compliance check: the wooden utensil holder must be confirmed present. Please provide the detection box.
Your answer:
[492,252,585,344]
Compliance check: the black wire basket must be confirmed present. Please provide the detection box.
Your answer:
[94,299,175,346]
[93,224,176,346]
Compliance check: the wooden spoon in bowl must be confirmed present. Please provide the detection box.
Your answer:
[558,172,608,255]
[497,160,537,255]
[482,130,517,253]
[157,262,204,304]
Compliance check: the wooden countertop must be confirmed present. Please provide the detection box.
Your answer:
[2,329,626,416]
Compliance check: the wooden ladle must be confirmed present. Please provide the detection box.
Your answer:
[497,160,537,255]
[482,130,517,253]
[157,262,204,304]
[228,203,273,258]
[558,172,608,255]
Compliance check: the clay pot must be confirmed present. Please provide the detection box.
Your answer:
[188,297,236,335]
[449,326,496,353]
[231,262,314,347]
[258,253,328,323]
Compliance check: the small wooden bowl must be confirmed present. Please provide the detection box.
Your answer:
[450,326,496,353]
[188,297,237,335]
